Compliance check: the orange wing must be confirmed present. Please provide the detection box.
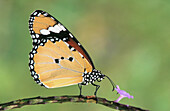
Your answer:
[29,10,94,88]
[29,10,95,68]
[30,39,92,88]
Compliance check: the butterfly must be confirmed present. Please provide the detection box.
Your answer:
[28,10,115,96]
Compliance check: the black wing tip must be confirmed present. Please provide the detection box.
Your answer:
[30,10,47,17]
[30,10,55,20]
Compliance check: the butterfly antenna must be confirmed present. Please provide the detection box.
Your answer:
[105,75,116,91]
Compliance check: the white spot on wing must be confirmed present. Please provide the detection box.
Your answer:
[37,13,41,16]
[33,12,37,15]
[30,60,34,64]
[69,33,73,38]
[44,13,48,16]
[63,38,67,41]
[50,38,55,42]
[43,39,46,42]
[37,39,40,43]
[70,47,75,51]
[54,25,62,31]
[35,34,39,38]
[30,54,33,58]
[32,35,35,38]
[34,45,38,49]
[34,75,38,79]
[51,17,55,20]
[40,43,44,46]
[31,71,35,75]
[64,42,69,46]
[56,38,59,41]
[58,23,66,31]
[32,50,36,53]
[40,29,50,35]
[30,65,33,69]
[33,39,37,43]
[48,26,60,33]
[79,52,84,58]
[47,24,67,34]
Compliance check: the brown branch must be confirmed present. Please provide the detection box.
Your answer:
[0,95,149,111]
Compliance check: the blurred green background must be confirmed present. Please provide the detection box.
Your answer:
[0,0,170,111]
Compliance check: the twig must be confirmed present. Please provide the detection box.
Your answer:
[0,95,149,111]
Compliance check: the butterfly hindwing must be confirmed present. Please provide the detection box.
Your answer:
[29,38,93,88]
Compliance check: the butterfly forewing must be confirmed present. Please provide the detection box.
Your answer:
[33,15,56,34]
[29,10,94,88]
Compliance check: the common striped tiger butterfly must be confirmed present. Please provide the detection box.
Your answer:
[28,10,115,96]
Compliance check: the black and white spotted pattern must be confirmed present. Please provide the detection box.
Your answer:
[29,11,41,45]
[29,44,44,86]
[29,10,70,46]
[82,69,105,85]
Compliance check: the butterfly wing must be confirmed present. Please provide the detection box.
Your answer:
[29,10,94,88]
[29,10,94,68]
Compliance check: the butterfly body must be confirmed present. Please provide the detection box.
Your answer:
[28,10,110,96]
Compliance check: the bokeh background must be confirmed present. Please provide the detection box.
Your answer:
[0,0,169,111]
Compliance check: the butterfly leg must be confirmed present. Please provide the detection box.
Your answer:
[91,83,100,97]
[91,83,100,103]
[78,83,83,97]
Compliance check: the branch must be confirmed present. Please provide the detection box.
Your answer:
[0,95,149,111]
